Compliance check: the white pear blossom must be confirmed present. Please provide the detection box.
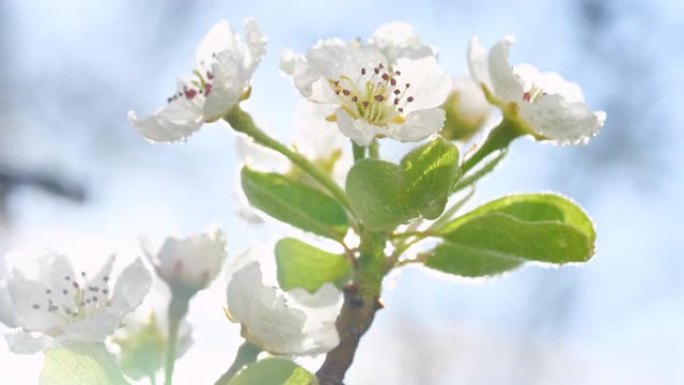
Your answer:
[143,227,226,297]
[468,35,606,144]
[282,23,450,146]
[129,19,266,142]
[5,253,151,354]
[225,247,341,356]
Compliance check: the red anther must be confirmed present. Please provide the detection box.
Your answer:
[184,87,198,100]
[523,92,531,102]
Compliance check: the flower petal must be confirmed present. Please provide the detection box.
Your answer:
[195,20,238,73]
[226,262,309,355]
[110,259,152,315]
[486,35,523,102]
[155,228,227,289]
[518,94,606,144]
[335,108,383,146]
[513,64,586,103]
[369,21,434,62]
[243,19,266,73]
[129,79,205,142]
[394,56,451,112]
[9,270,64,333]
[388,108,445,142]
[5,330,54,354]
[467,36,492,91]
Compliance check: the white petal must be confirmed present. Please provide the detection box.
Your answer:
[110,259,152,315]
[5,330,54,354]
[518,94,606,144]
[87,254,115,293]
[129,80,205,142]
[293,40,386,103]
[195,20,238,72]
[243,19,266,73]
[9,270,64,333]
[513,64,585,103]
[394,56,451,112]
[467,36,492,91]
[295,102,343,159]
[157,228,227,289]
[487,35,524,102]
[279,48,300,76]
[226,262,309,354]
[203,53,245,121]
[450,76,492,119]
[335,109,383,146]
[388,108,445,142]
[42,254,76,292]
[60,311,121,343]
[369,21,433,62]
[287,283,342,309]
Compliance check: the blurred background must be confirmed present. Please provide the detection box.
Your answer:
[1,0,683,383]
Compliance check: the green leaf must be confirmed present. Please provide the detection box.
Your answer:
[401,137,460,220]
[241,167,349,240]
[426,193,595,277]
[345,138,460,230]
[275,238,352,293]
[40,343,131,385]
[228,358,315,385]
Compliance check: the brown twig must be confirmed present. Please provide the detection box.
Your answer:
[315,285,383,385]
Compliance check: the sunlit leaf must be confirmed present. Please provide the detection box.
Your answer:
[40,343,130,385]
[275,238,351,293]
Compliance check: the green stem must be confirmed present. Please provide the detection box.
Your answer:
[214,342,262,385]
[427,187,476,231]
[368,139,380,159]
[352,141,366,162]
[461,119,521,174]
[225,106,352,213]
[453,149,507,194]
[164,296,189,385]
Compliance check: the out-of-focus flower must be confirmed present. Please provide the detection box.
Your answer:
[468,35,606,144]
[5,254,151,354]
[143,227,226,298]
[440,76,494,141]
[282,22,450,146]
[225,247,341,356]
[129,19,266,142]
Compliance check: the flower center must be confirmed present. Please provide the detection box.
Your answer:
[32,270,112,326]
[165,68,216,104]
[522,84,545,103]
[329,62,415,126]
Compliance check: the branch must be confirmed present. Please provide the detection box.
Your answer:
[315,285,382,385]
[0,167,86,203]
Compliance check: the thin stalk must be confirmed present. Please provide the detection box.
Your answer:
[352,141,366,162]
[224,106,352,214]
[368,139,380,159]
[461,119,521,173]
[164,296,189,385]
